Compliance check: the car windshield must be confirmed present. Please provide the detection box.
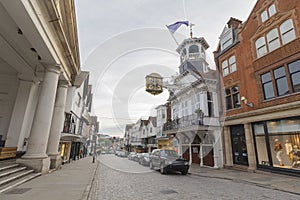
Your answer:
[161,150,179,157]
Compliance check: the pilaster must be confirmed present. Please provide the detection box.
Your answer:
[244,123,257,171]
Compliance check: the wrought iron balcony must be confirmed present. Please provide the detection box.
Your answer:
[163,114,204,131]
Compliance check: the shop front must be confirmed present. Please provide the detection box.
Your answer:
[253,116,300,174]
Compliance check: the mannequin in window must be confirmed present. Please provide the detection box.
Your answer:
[274,139,283,166]
[291,145,300,167]
[285,139,293,163]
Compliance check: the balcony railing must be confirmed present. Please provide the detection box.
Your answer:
[163,114,219,131]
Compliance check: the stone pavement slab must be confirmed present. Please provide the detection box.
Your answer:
[189,164,300,196]
[0,156,98,200]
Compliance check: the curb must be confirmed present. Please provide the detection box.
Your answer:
[190,172,300,196]
[81,160,99,200]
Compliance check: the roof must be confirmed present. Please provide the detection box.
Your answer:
[74,71,89,87]
[148,116,157,127]
[125,124,134,131]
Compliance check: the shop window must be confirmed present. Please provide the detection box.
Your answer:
[280,19,296,45]
[261,72,275,100]
[253,123,270,166]
[225,86,240,110]
[253,118,300,170]
[288,60,300,93]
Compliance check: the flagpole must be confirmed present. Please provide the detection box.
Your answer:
[166,25,179,46]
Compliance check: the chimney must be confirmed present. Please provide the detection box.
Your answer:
[227,17,242,29]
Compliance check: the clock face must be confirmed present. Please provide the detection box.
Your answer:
[148,78,162,90]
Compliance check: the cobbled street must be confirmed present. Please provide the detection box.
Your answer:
[92,155,299,200]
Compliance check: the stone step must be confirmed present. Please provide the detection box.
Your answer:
[0,166,27,178]
[0,169,34,186]
[0,164,19,172]
[0,172,41,194]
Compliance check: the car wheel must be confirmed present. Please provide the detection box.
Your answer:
[149,161,153,169]
[160,163,166,174]
[181,170,188,175]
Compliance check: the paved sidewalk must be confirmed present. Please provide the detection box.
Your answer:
[0,156,98,200]
[189,164,300,196]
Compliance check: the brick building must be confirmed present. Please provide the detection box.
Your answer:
[215,0,300,175]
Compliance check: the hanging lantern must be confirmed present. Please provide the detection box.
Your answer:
[145,73,163,95]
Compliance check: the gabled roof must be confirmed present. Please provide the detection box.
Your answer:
[148,116,157,127]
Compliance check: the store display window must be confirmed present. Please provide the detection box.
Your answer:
[253,117,300,171]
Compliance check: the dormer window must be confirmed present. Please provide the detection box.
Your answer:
[261,4,277,22]
[220,27,233,51]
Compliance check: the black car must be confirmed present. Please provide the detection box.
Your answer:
[149,149,189,175]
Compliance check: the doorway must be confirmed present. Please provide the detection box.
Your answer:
[230,125,248,166]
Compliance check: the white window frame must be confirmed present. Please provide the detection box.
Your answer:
[267,28,280,52]
[261,4,277,23]
[256,37,267,58]
[280,19,296,45]
[229,56,237,73]
[222,60,229,76]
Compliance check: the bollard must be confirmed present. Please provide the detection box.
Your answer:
[93,156,95,163]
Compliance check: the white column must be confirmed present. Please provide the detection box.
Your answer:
[47,81,68,169]
[17,66,60,174]
[224,126,233,167]
[189,143,192,165]
[5,80,39,152]
[200,144,203,166]
[244,123,256,171]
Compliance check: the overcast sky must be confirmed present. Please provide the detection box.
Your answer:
[75,0,257,136]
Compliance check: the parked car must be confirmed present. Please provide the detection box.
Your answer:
[134,153,142,162]
[139,153,150,166]
[128,152,137,160]
[149,149,189,175]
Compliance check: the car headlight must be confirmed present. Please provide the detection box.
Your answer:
[184,162,189,165]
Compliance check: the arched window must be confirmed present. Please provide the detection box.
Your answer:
[189,45,199,53]
[280,19,296,45]
[267,28,280,52]
[255,37,267,58]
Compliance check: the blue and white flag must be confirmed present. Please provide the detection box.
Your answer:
[167,21,189,34]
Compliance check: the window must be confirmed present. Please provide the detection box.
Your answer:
[225,86,240,110]
[280,19,296,45]
[261,60,300,100]
[274,67,289,96]
[189,45,199,53]
[207,92,214,117]
[222,55,236,77]
[150,127,152,133]
[229,56,237,72]
[222,60,229,76]
[261,4,277,22]
[267,29,280,52]
[256,37,267,57]
[261,11,268,22]
[222,38,232,50]
[261,72,275,100]
[288,60,300,93]
[256,19,296,58]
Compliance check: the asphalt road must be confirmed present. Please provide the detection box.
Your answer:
[92,154,299,200]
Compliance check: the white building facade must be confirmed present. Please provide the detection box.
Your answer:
[163,37,223,168]
[0,0,81,173]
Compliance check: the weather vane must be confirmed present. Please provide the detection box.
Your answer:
[190,23,195,38]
